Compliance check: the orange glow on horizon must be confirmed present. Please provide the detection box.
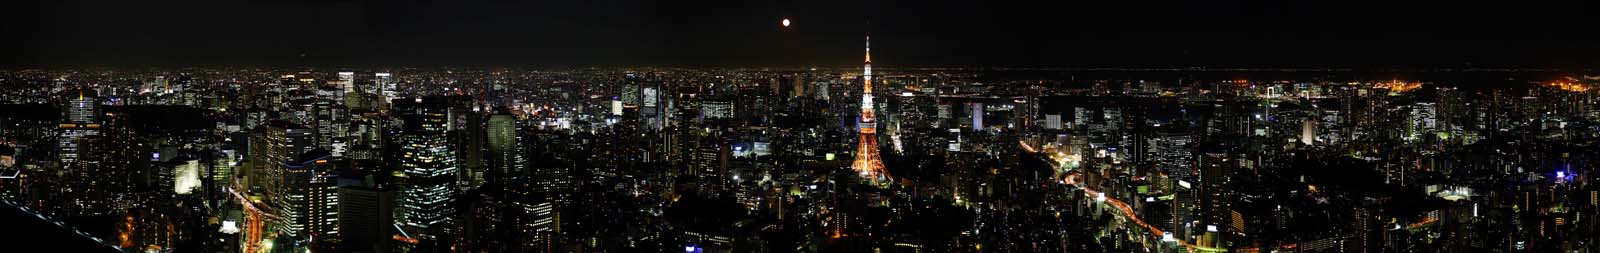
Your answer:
[1375,80,1421,92]
[1546,81,1590,92]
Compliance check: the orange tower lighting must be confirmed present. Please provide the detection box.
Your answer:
[851,35,891,183]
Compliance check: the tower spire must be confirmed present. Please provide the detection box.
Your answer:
[865,35,871,64]
[852,34,890,184]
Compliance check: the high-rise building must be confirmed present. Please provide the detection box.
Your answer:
[642,85,663,130]
[612,97,624,116]
[377,73,398,106]
[970,102,985,130]
[447,96,486,189]
[1198,150,1234,247]
[507,183,558,251]
[487,112,521,183]
[1409,102,1437,140]
[1045,114,1063,130]
[313,99,348,156]
[347,114,386,161]
[700,100,733,119]
[339,72,356,94]
[396,97,459,228]
[525,130,573,202]
[243,121,316,239]
[246,121,315,198]
[851,35,890,183]
[1148,130,1193,179]
[282,151,338,240]
[371,73,391,95]
[1300,119,1316,145]
[622,73,641,106]
[691,133,729,192]
[209,149,239,206]
[339,186,395,253]
[59,89,100,166]
[153,75,169,93]
[66,109,141,216]
[0,145,15,199]
[172,159,201,195]
[782,73,806,99]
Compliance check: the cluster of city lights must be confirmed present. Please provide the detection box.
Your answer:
[1376,80,1421,92]
[1546,82,1590,92]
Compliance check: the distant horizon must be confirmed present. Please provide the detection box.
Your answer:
[3,66,1585,92]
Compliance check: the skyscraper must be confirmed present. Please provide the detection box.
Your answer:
[487,112,521,183]
[1149,129,1193,179]
[1409,102,1437,141]
[237,120,318,250]
[622,73,641,106]
[377,73,398,108]
[396,97,459,228]
[612,97,624,116]
[246,121,315,199]
[851,35,890,183]
[313,99,348,156]
[372,72,391,95]
[700,100,733,119]
[642,85,663,130]
[783,73,806,100]
[339,72,356,94]
[970,102,984,130]
[59,89,100,166]
[1199,149,1234,248]
[447,96,486,189]
[282,151,338,241]
[691,133,729,192]
[339,185,395,253]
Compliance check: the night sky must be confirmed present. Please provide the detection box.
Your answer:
[5,0,1599,68]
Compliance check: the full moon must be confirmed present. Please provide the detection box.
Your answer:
[781,18,791,27]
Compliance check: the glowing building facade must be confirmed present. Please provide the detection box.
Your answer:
[59,89,100,166]
[397,97,459,228]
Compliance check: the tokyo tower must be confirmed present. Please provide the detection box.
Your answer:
[851,35,890,183]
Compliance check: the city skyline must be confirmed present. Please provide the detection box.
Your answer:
[3,1,1600,253]
[2,60,1598,252]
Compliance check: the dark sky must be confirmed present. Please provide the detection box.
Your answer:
[4,0,1599,68]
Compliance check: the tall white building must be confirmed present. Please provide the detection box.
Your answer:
[377,73,398,104]
[59,89,100,166]
[970,102,984,130]
[702,101,733,119]
[1410,102,1437,140]
[339,72,356,94]
[1045,114,1063,130]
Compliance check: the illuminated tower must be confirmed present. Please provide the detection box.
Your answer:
[487,112,522,184]
[59,89,100,166]
[338,71,356,94]
[851,35,890,183]
[396,97,459,228]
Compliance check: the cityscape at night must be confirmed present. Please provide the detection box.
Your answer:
[4,1,1600,253]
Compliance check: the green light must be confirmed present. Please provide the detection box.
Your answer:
[825,153,835,161]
